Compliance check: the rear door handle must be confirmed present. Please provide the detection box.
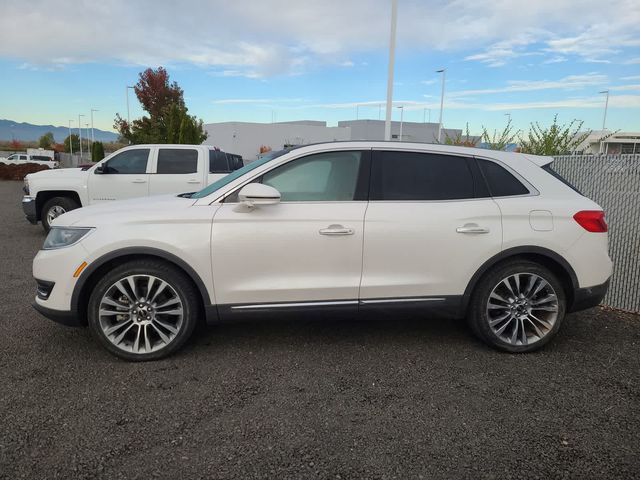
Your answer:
[319,224,354,236]
[132,179,147,184]
[456,223,490,234]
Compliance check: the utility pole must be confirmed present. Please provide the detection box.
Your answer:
[599,90,610,154]
[437,69,446,143]
[90,109,99,145]
[68,120,74,155]
[384,0,398,141]
[78,114,84,160]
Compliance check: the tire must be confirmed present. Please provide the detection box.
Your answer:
[87,259,200,361]
[41,196,80,232]
[467,260,566,353]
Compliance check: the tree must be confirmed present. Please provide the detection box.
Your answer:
[519,115,591,155]
[39,132,55,149]
[444,123,480,147]
[482,118,519,151]
[91,141,105,161]
[114,66,207,144]
[9,139,22,151]
[63,134,80,153]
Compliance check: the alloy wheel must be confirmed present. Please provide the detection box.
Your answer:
[46,205,66,224]
[98,274,184,354]
[486,273,559,346]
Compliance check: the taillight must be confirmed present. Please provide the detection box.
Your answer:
[573,210,608,232]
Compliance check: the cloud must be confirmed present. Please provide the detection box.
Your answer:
[1,0,639,76]
[625,58,640,64]
[621,75,640,81]
[448,74,608,98]
[609,84,640,91]
[543,56,568,64]
[213,98,306,105]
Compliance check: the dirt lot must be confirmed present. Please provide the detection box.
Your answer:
[0,180,638,479]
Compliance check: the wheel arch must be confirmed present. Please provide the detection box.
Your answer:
[71,247,213,326]
[36,190,82,221]
[461,246,578,314]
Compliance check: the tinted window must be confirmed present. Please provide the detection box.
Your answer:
[228,154,244,170]
[210,150,230,173]
[103,149,150,174]
[477,159,529,197]
[542,163,582,195]
[370,151,475,201]
[262,151,362,202]
[20,155,28,160]
[157,149,198,174]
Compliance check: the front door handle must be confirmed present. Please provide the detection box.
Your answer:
[187,179,200,184]
[132,179,147,184]
[319,224,354,236]
[456,223,490,234]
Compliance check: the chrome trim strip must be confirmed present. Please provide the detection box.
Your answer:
[231,300,359,310]
[359,297,445,305]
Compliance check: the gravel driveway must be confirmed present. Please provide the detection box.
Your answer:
[1,180,638,479]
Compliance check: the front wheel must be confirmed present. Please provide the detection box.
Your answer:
[41,196,79,232]
[467,260,566,353]
[87,259,200,361]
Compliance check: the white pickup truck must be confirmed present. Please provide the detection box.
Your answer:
[22,144,243,231]
[1,150,59,169]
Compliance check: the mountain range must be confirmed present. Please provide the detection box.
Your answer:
[0,119,119,143]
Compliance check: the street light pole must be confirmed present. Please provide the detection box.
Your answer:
[68,120,74,155]
[78,114,84,160]
[356,104,359,120]
[600,90,609,131]
[423,107,431,123]
[85,123,90,155]
[384,0,398,141]
[436,68,446,143]
[397,105,404,141]
[90,109,99,145]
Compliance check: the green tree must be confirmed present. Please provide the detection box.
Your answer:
[114,66,207,144]
[482,118,519,151]
[63,134,80,153]
[91,141,105,161]
[444,123,480,147]
[38,132,55,149]
[519,115,591,155]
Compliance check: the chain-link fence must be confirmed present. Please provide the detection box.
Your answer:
[552,154,640,313]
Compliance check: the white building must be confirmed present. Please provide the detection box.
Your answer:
[575,131,640,155]
[204,120,463,162]
[203,121,351,162]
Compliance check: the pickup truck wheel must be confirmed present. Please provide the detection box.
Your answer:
[87,259,200,361]
[41,196,79,232]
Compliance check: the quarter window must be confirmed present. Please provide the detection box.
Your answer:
[477,159,529,197]
[262,151,363,202]
[370,151,475,201]
[157,149,198,174]
[103,149,150,174]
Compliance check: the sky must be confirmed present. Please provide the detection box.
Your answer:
[0,0,639,135]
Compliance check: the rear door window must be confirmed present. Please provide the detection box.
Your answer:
[210,151,230,173]
[370,151,475,201]
[156,148,198,174]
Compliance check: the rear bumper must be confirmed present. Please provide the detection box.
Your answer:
[570,278,610,313]
[22,196,37,224]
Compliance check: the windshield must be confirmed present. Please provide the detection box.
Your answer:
[191,148,292,199]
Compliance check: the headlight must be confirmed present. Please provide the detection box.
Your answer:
[43,227,94,250]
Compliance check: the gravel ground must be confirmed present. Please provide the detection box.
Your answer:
[1,180,638,480]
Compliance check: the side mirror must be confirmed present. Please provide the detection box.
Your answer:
[237,183,281,207]
[94,164,105,174]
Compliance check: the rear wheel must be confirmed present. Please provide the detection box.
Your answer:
[467,260,566,352]
[41,196,79,232]
[87,259,200,361]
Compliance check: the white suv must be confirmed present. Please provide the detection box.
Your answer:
[32,142,612,361]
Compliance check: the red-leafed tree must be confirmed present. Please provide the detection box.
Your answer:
[9,139,22,150]
[134,67,184,118]
[114,67,206,145]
